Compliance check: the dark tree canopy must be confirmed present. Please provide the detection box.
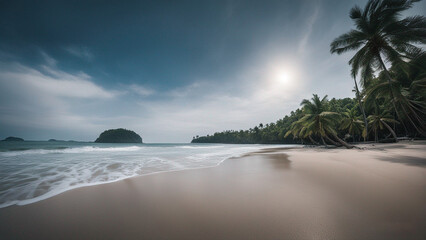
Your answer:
[192,98,358,144]
[95,128,143,143]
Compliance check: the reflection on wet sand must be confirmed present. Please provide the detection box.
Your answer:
[0,143,425,240]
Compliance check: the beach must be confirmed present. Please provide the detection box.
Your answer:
[0,141,425,240]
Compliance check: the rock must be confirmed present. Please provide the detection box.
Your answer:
[2,136,24,141]
[95,128,143,143]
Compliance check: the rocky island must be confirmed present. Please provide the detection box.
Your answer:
[2,136,24,141]
[95,128,143,143]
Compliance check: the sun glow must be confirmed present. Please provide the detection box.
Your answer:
[275,70,291,85]
[271,66,297,87]
[258,59,303,99]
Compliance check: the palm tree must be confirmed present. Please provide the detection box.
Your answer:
[341,108,364,142]
[389,51,426,135]
[353,76,369,141]
[364,52,426,136]
[368,111,399,142]
[330,0,426,135]
[285,121,306,142]
[285,120,321,145]
[287,94,354,148]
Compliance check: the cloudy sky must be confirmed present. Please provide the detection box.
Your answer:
[0,0,424,142]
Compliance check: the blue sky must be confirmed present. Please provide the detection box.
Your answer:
[0,0,425,142]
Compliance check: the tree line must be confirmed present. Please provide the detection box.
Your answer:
[192,0,425,147]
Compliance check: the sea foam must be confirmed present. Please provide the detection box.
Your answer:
[0,143,298,208]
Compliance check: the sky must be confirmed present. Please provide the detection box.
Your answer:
[0,0,425,143]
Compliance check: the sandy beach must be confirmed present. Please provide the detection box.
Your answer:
[0,141,425,240]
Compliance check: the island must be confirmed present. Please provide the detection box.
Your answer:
[95,128,143,143]
[2,136,24,141]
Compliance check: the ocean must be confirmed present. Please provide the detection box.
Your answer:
[0,141,298,208]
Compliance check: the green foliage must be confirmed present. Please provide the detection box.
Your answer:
[192,98,358,144]
[95,128,143,143]
[194,0,426,144]
[296,94,341,138]
[330,0,425,84]
[368,110,399,142]
[331,0,426,137]
[363,51,426,135]
[341,108,364,141]
[287,95,356,148]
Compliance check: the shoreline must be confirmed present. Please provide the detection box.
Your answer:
[0,141,423,207]
[0,153,232,209]
[0,156,229,209]
[0,144,302,209]
[0,142,423,207]
[1,141,425,239]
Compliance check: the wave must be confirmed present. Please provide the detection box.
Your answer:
[0,155,232,209]
[0,146,144,157]
[177,145,224,149]
[0,143,296,208]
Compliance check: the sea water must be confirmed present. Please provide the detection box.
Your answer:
[0,141,298,208]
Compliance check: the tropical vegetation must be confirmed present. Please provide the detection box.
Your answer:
[95,128,143,143]
[192,0,425,147]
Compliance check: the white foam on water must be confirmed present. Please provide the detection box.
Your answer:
[177,145,224,149]
[0,143,298,208]
[0,146,143,157]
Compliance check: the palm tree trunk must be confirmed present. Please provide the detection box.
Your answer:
[380,120,398,142]
[331,134,355,149]
[308,135,319,145]
[354,77,368,141]
[324,135,341,147]
[320,136,327,146]
[377,55,407,136]
[375,128,378,143]
[399,103,426,136]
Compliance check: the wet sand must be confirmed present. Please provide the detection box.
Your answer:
[0,141,425,239]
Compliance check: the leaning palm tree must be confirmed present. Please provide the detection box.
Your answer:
[353,76,369,141]
[368,111,399,142]
[365,74,426,136]
[341,108,364,142]
[289,94,355,148]
[389,51,426,135]
[364,51,426,136]
[285,120,319,145]
[330,0,426,135]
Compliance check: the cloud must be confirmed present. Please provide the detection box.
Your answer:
[0,11,358,143]
[0,63,114,99]
[165,81,210,98]
[127,84,155,97]
[40,51,57,66]
[0,55,117,140]
[0,49,352,142]
[298,4,320,54]
[129,58,307,142]
[64,46,94,61]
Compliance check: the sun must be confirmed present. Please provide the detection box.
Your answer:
[276,70,290,84]
[273,69,292,85]
[265,61,301,92]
